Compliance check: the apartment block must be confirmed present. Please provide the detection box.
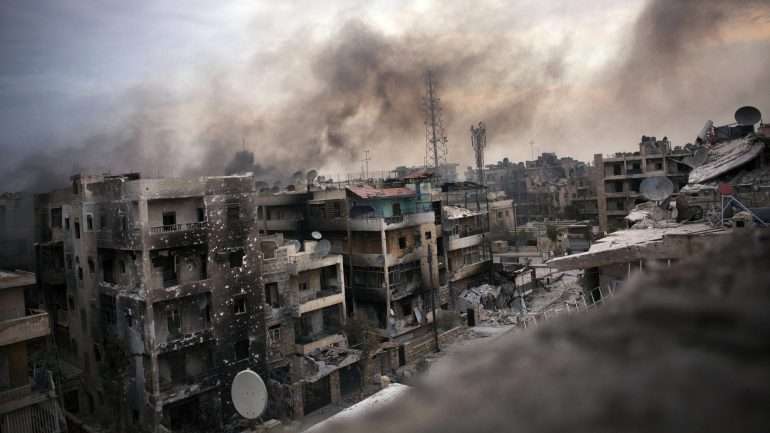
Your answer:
[0,270,66,433]
[35,173,267,433]
[594,137,692,232]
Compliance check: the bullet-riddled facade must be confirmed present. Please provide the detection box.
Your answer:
[35,173,267,432]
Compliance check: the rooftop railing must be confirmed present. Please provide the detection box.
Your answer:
[149,221,207,234]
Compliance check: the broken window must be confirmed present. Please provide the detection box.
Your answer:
[425,231,432,240]
[78,267,83,281]
[103,258,115,283]
[398,237,407,249]
[100,214,107,229]
[75,222,81,239]
[167,308,181,337]
[88,257,95,273]
[234,339,249,360]
[51,208,62,228]
[265,282,280,308]
[196,207,205,222]
[119,260,126,274]
[86,214,93,231]
[268,325,281,345]
[392,203,402,217]
[227,204,240,223]
[65,216,70,230]
[233,295,247,315]
[229,249,244,268]
[299,282,308,291]
[260,241,276,259]
[153,251,178,287]
[162,211,176,228]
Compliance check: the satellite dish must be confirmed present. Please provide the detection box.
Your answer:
[311,231,322,240]
[735,106,762,126]
[316,239,331,257]
[696,120,713,142]
[640,176,674,201]
[287,239,301,252]
[231,369,268,420]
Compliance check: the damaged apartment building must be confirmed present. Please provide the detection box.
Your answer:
[305,184,441,343]
[550,114,770,299]
[0,270,66,433]
[35,173,267,433]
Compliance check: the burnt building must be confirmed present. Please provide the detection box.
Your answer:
[0,270,66,433]
[34,173,267,432]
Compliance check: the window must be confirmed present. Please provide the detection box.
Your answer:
[72,180,79,194]
[94,344,102,362]
[227,204,240,223]
[268,326,281,345]
[125,308,134,328]
[167,308,181,336]
[200,254,207,279]
[265,282,279,308]
[65,217,70,230]
[299,282,308,291]
[66,254,73,270]
[80,308,87,334]
[392,203,402,216]
[51,208,63,228]
[234,339,249,360]
[260,241,276,259]
[68,296,75,310]
[88,257,95,273]
[332,202,342,217]
[78,267,83,281]
[103,258,114,283]
[162,211,176,227]
[74,222,81,239]
[425,231,432,240]
[119,260,126,274]
[229,249,244,268]
[233,295,247,315]
[196,207,205,222]
[100,214,107,229]
[398,237,407,249]
[86,214,93,231]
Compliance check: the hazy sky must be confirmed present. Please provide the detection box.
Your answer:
[1,0,769,190]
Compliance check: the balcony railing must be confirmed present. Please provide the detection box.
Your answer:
[150,221,207,234]
[0,384,32,405]
[0,309,50,346]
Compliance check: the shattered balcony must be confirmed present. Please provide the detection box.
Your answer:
[147,221,208,250]
[296,286,344,316]
[0,309,50,346]
[295,332,346,355]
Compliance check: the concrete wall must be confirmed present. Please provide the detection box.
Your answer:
[0,287,25,321]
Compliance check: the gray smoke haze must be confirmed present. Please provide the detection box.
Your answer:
[2,0,769,192]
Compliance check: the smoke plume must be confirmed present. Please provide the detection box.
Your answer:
[2,0,770,192]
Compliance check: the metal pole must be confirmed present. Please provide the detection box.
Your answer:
[427,244,440,352]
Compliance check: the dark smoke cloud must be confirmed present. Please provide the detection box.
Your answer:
[2,0,769,192]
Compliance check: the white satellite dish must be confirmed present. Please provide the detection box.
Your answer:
[682,147,708,168]
[311,231,322,240]
[231,369,268,420]
[640,176,674,201]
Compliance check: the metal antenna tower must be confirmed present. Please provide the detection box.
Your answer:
[471,122,486,185]
[423,70,448,172]
[363,149,370,179]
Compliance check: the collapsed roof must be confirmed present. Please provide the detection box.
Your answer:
[687,136,765,184]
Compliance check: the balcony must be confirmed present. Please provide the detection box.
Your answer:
[157,371,220,404]
[297,288,344,315]
[309,211,435,232]
[96,227,142,250]
[450,259,490,282]
[147,221,208,250]
[295,333,346,355]
[0,384,64,433]
[155,327,215,354]
[447,233,484,251]
[260,218,302,232]
[0,310,50,346]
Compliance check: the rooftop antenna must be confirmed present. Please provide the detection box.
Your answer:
[530,140,535,160]
[362,149,371,180]
[231,369,268,420]
[423,70,448,174]
[471,122,487,185]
